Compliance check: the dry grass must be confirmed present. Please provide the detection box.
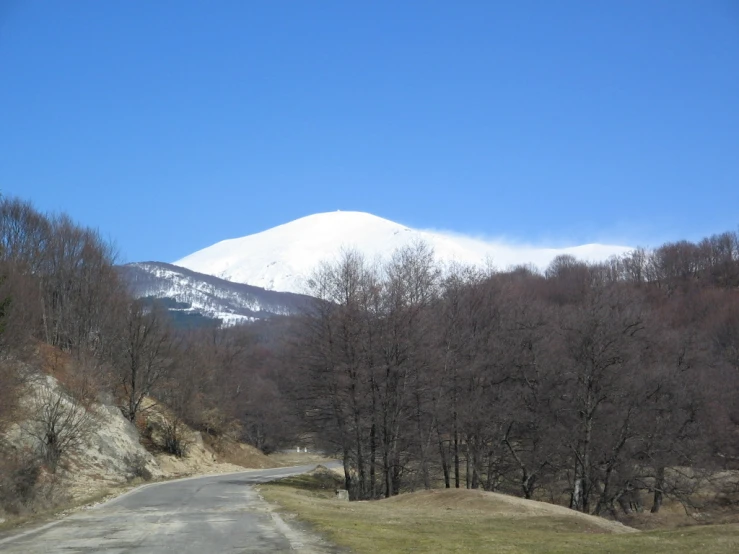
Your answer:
[201,434,274,468]
[261,474,739,553]
[0,486,115,533]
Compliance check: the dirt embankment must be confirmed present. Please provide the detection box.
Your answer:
[0,369,280,526]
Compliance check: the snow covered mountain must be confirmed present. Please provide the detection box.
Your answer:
[173,211,633,294]
[118,262,312,326]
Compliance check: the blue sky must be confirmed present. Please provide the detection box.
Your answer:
[1,0,737,263]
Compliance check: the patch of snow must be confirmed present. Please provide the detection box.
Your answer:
[124,262,297,323]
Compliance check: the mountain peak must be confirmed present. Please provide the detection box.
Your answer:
[257,210,409,234]
[173,212,632,294]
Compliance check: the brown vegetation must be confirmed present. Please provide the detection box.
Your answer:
[288,235,739,522]
[0,196,285,517]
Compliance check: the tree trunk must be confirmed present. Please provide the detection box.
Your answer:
[438,435,450,488]
[454,426,460,488]
[370,422,377,498]
[343,447,353,498]
[522,470,534,499]
[465,442,472,489]
[651,466,665,513]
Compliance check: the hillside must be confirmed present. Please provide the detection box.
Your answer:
[0,349,274,523]
[118,261,313,325]
[174,211,632,293]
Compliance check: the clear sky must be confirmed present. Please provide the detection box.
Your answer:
[1,0,737,263]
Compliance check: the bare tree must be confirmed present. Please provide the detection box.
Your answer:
[114,300,175,422]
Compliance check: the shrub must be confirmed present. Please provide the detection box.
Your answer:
[161,417,190,458]
[123,453,153,482]
[0,446,44,515]
[24,381,96,472]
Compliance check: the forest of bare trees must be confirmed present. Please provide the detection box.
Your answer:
[289,236,739,516]
[1,193,737,519]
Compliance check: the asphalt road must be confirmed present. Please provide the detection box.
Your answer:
[0,464,338,553]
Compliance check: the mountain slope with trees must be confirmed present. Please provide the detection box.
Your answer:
[118,261,313,326]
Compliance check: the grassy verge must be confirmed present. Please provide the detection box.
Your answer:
[261,472,739,554]
[0,474,175,534]
[0,486,119,534]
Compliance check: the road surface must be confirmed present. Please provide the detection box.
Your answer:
[0,464,339,553]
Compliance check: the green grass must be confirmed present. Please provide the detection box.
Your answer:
[260,474,739,554]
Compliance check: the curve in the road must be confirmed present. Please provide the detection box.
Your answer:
[0,464,338,554]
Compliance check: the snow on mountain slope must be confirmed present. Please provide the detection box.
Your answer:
[118,262,312,325]
[174,211,633,294]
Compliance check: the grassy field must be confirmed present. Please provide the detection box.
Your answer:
[260,471,739,554]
